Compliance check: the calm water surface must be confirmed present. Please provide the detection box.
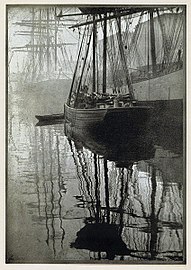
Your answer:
[7,81,184,263]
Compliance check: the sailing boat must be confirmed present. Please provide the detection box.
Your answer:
[64,7,154,133]
[32,6,183,127]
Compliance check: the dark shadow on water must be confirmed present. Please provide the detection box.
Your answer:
[65,121,184,262]
[70,223,131,260]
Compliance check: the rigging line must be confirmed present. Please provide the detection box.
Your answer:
[173,16,183,51]
[170,13,180,42]
[134,22,145,67]
[122,17,132,67]
[67,23,87,105]
[157,10,171,66]
[116,16,134,96]
[83,59,92,86]
[144,22,148,67]
[131,22,144,68]
[109,21,121,83]
[80,41,92,85]
[128,11,144,62]
[74,25,91,76]
[63,46,73,72]
[113,21,122,71]
[106,22,117,89]
[115,23,127,78]
[96,46,99,93]
[74,25,93,107]
[109,20,118,64]
[155,14,164,67]
[169,16,183,65]
[166,14,179,65]
[107,22,115,66]
[110,21,122,86]
[63,24,80,41]
[130,16,144,67]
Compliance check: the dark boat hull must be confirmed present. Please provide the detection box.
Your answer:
[35,113,64,121]
[64,104,152,140]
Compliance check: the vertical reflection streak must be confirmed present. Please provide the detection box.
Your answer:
[118,168,124,234]
[40,128,50,246]
[34,127,41,216]
[68,140,92,217]
[56,134,65,248]
[76,150,96,218]
[94,153,101,223]
[49,130,56,258]
[104,159,110,224]
[150,165,157,259]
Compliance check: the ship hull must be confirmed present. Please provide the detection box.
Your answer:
[64,103,152,140]
[137,99,183,126]
[133,68,184,102]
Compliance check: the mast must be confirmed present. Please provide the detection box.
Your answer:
[93,15,96,93]
[39,9,42,73]
[102,13,107,94]
[54,8,58,71]
[147,13,150,73]
[47,8,50,74]
[149,10,157,75]
[31,7,35,79]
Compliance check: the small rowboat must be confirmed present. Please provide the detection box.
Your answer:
[35,113,64,122]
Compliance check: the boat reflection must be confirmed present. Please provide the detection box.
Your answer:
[64,125,183,261]
[7,79,184,263]
[64,120,156,166]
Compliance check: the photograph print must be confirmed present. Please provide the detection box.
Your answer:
[6,5,186,263]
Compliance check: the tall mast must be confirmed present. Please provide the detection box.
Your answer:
[149,10,157,75]
[47,8,50,74]
[102,13,107,94]
[54,8,58,71]
[31,7,35,78]
[39,9,42,74]
[147,14,150,73]
[93,15,96,93]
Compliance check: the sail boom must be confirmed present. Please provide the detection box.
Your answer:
[69,10,147,29]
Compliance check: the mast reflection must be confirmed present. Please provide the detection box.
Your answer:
[66,125,183,261]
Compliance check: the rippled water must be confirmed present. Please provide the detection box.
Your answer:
[7,81,185,263]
